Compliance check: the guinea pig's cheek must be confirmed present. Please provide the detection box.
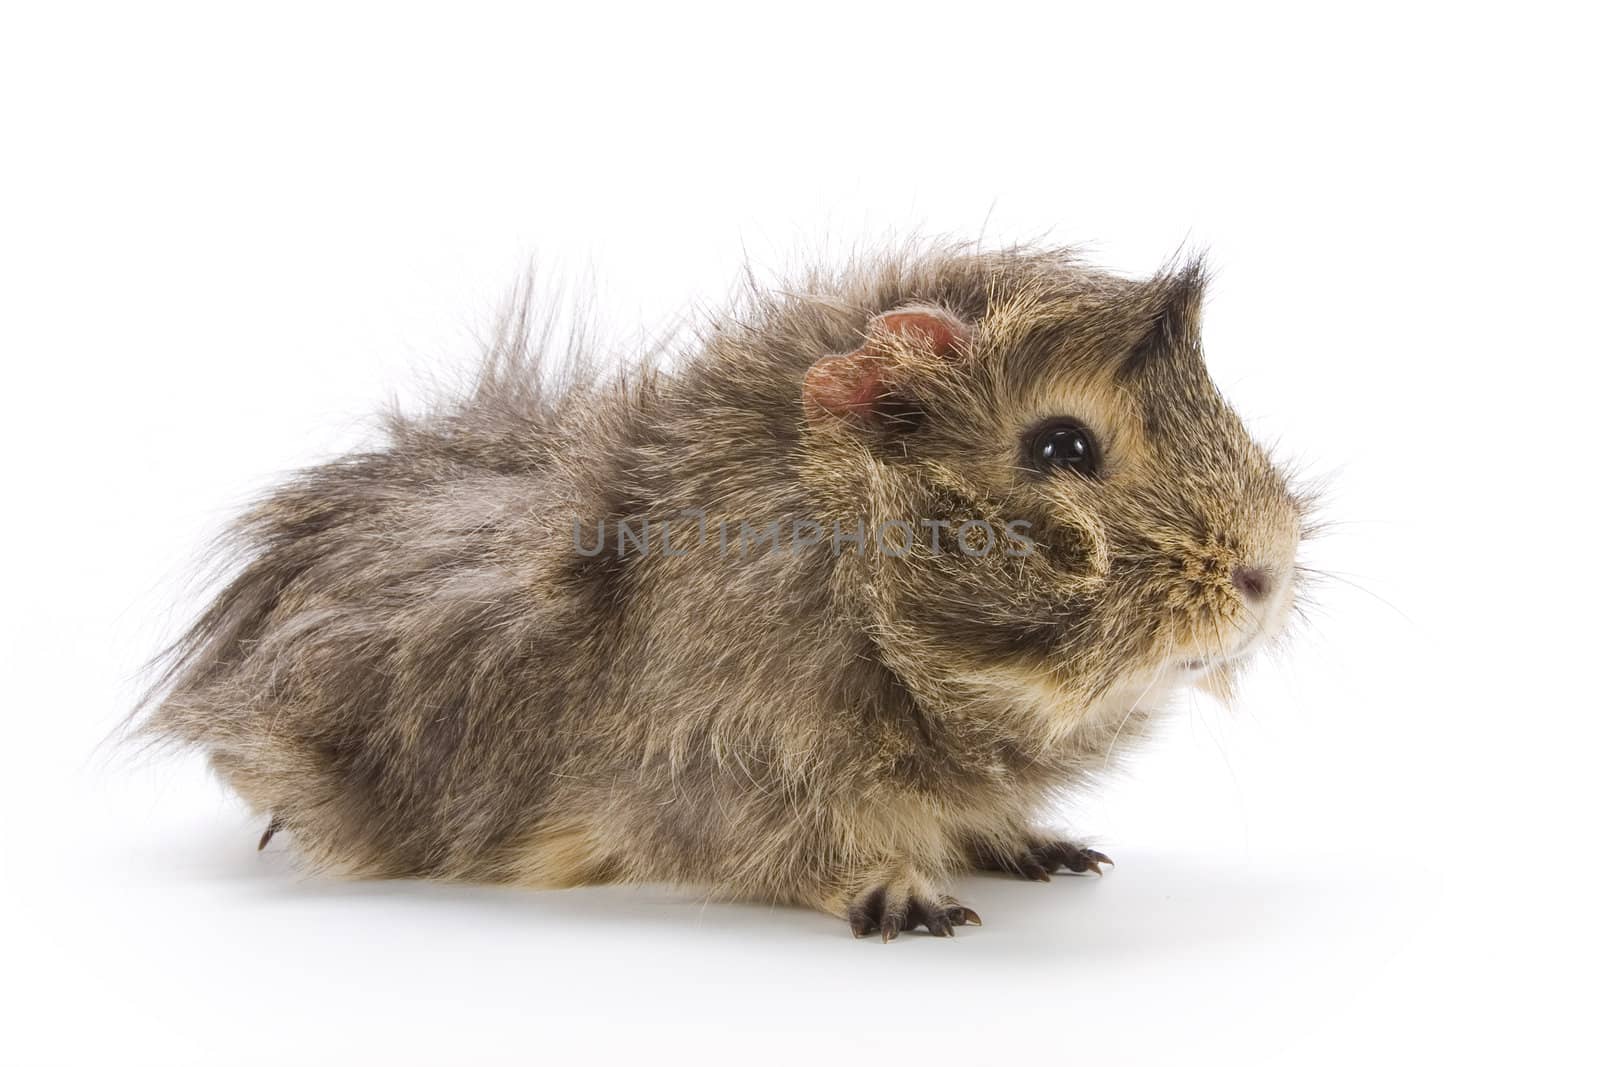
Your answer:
[1023,495,1111,579]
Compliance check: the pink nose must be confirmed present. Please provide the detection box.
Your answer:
[1231,565,1271,603]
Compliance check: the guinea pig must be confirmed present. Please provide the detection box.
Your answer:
[140,242,1306,940]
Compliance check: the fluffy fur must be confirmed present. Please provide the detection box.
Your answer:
[141,242,1306,938]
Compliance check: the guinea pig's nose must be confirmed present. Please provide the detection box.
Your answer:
[1231,565,1272,603]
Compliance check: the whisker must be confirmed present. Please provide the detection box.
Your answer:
[1296,565,1412,625]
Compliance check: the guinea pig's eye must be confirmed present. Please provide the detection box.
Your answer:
[1025,418,1101,478]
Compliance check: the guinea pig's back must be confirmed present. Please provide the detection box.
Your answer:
[142,399,613,878]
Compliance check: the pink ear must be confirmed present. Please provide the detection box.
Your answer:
[871,306,970,359]
[802,306,970,424]
[802,352,889,420]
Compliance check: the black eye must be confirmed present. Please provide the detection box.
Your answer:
[1026,418,1101,478]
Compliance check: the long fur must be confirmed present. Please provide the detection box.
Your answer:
[139,240,1306,936]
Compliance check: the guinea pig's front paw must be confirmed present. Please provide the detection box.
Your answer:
[845,881,982,942]
[976,840,1114,882]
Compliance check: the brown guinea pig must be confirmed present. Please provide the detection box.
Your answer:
[140,241,1306,940]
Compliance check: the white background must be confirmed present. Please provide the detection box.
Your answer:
[3,3,1596,1064]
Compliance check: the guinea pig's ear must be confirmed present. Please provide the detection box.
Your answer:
[803,305,971,427]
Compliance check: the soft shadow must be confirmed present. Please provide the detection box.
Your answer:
[125,819,1408,954]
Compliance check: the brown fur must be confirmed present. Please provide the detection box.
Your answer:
[139,241,1307,938]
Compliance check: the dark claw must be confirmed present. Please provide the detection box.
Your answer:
[979,844,1120,883]
[847,886,978,940]
[848,886,885,938]
[990,841,1115,882]
[1058,846,1114,875]
[257,815,283,851]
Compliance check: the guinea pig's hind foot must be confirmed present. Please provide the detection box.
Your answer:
[845,884,982,942]
[976,840,1113,881]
